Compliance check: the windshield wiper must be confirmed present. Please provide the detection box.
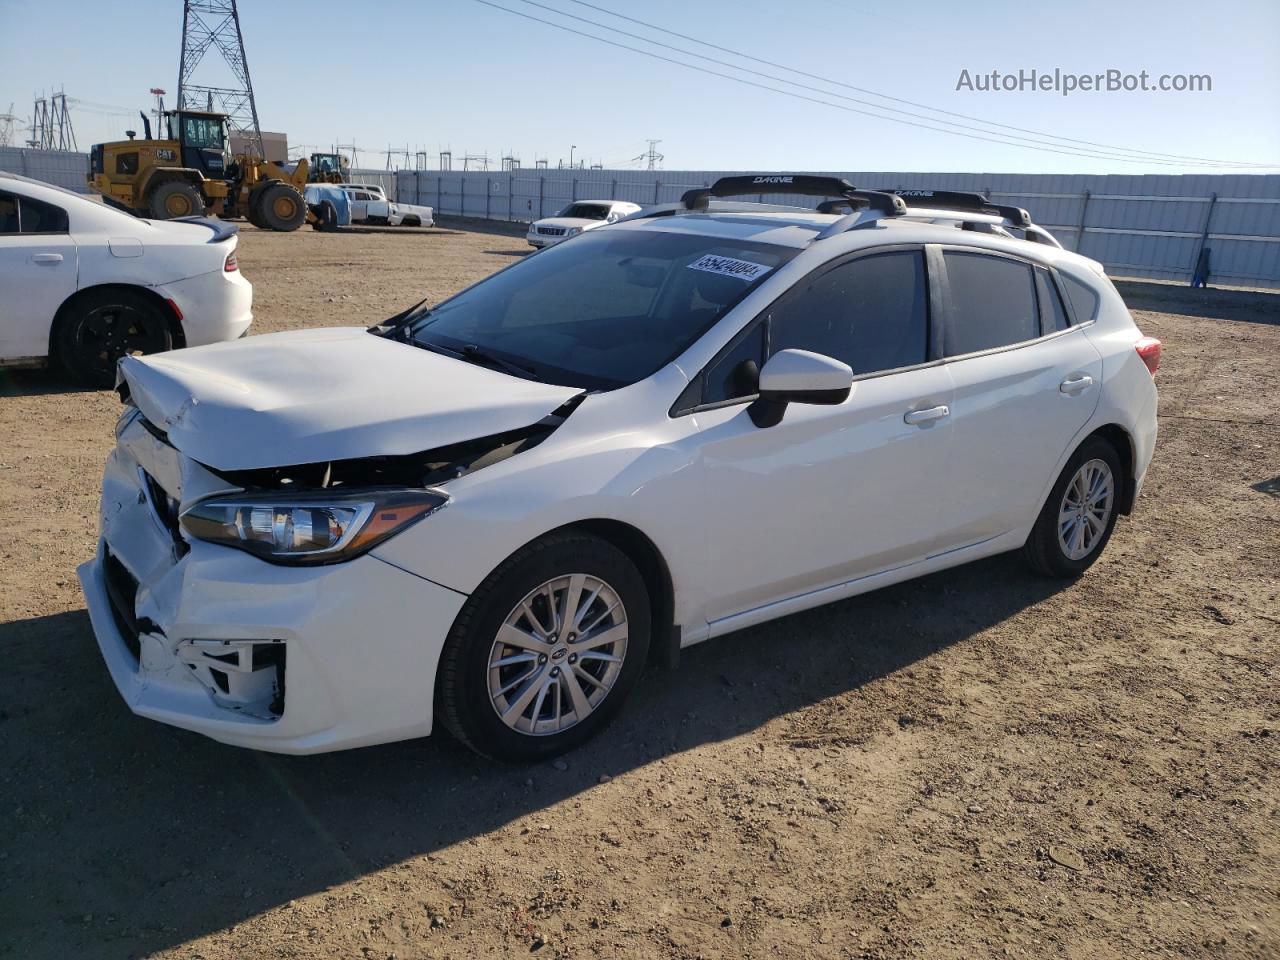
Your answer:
[459,343,541,381]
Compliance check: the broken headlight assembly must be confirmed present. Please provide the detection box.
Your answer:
[179,488,447,565]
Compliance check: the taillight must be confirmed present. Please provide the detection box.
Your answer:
[224,250,238,272]
[1135,336,1162,375]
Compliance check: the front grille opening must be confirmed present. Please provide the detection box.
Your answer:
[102,549,141,662]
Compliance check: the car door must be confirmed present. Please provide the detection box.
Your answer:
[683,247,956,626]
[0,189,78,360]
[931,247,1103,550]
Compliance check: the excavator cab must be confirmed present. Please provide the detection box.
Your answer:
[169,110,231,181]
[308,152,349,183]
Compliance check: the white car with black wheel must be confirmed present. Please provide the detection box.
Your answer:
[79,176,1159,761]
[0,172,252,386]
[527,200,642,248]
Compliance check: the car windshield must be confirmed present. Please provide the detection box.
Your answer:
[559,203,611,220]
[408,229,797,390]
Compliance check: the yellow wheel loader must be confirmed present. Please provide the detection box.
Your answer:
[88,110,311,231]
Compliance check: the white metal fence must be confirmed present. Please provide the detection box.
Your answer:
[2,148,1276,288]
[398,168,1280,289]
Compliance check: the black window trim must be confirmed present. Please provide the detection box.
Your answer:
[671,242,937,418]
[933,244,1094,365]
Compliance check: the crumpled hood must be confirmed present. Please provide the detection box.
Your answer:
[118,327,580,471]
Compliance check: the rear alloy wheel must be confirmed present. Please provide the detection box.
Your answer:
[149,180,203,219]
[56,290,173,388]
[258,183,306,231]
[1023,435,1123,578]
[436,532,651,760]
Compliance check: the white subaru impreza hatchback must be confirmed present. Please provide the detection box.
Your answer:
[79,177,1160,760]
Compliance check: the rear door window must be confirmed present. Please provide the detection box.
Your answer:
[942,252,1038,356]
[19,196,69,233]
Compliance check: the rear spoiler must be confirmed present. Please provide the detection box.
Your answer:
[172,216,239,243]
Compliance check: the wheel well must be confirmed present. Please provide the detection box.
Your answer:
[49,284,186,362]
[557,519,679,670]
[1087,424,1136,514]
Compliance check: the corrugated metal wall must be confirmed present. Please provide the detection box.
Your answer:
[398,168,1280,289]
[0,148,91,192]
[2,148,1275,288]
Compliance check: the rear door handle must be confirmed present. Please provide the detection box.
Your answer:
[32,253,64,264]
[1060,374,1094,395]
[904,404,950,426]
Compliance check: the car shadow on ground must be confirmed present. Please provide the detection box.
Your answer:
[0,552,1065,958]
[0,366,95,398]
[484,249,530,257]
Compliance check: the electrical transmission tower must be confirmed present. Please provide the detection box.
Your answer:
[177,0,262,157]
[641,139,663,170]
[29,92,77,151]
[0,103,16,148]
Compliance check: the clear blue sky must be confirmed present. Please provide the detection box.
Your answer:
[2,0,1277,173]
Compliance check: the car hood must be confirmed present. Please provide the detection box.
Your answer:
[118,327,581,471]
[533,217,605,230]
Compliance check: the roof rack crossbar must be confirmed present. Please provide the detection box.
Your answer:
[875,187,1032,229]
[682,175,907,217]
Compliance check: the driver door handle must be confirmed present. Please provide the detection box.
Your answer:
[1060,374,1094,395]
[32,253,64,264]
[904,405,950,426]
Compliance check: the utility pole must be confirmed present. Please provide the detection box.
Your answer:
[177,0,262,158]
[150,88,167,138]
[569,144,576,169]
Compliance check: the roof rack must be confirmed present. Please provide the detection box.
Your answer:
[681,175,907,217]
[874,188,1032,229]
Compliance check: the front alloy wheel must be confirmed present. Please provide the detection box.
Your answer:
[488,574,628,736]
[436,532,651,760]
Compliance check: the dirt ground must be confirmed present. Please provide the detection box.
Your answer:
[1,219,1276,960]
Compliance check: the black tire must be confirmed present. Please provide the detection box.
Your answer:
[246,182,272,229]
[1023,434,1125,578]
[258,183,306,231]
[309,200,338,231]
[55,289,174,388]
[148,180,203,220]
[436,532,651,761]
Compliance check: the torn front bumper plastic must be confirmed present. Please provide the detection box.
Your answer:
[77,416,468,754]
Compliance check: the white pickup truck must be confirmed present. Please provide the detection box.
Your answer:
[340,184,434,227]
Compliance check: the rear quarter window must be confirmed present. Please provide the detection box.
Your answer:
[1059,273,1102,324]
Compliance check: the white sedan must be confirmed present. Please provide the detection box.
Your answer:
[80,177,1158,760]
[0,172,252,386]
[527,199,642,248]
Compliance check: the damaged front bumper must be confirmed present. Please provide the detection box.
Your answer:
[77,416,467,754]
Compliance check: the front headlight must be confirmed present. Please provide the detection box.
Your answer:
[180,487,447,565]
[566,226,582,236]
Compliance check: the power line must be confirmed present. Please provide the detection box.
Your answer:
[560,0,1275,168]
[472,0,1275,169]
[509,0,1216,166]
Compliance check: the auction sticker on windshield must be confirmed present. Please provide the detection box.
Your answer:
[687,254,772,282]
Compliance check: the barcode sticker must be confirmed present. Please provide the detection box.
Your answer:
[686,254,771,282]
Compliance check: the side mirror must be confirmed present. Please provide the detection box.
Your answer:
[749,349,853,427]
